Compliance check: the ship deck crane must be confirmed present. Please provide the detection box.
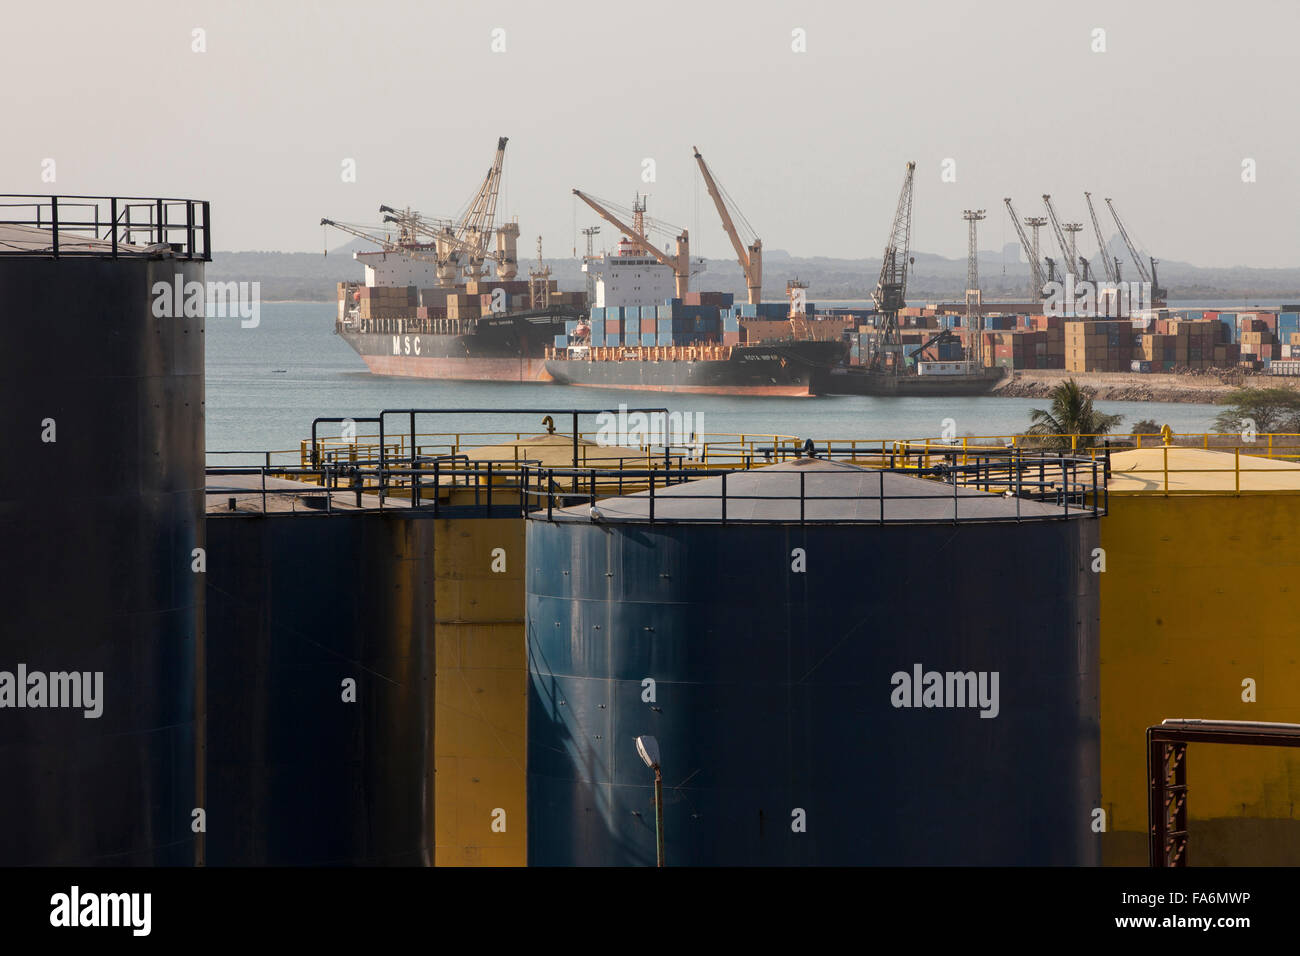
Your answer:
[1105,197,1167,304]
[327,136,516,286]
[453,136,509,277]
[869,161,916,371]
[1084,192,1118,283]
[907,326,956,361]
[692,146,762,305]
[1042,195,1078,280]
[571,189,692,297]
[319,217,441,264]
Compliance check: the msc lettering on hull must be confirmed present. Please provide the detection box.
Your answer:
[392,335,423,356]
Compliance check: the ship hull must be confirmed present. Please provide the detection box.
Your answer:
[544,342,847,397]
[337,309,576,382]
[813,366,1006,396]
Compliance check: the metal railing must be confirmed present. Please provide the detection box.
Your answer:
[0,194,210,260]
[206,448,1106,524]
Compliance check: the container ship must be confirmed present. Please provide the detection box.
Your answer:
[544,280,847,396]
[335,276,585,382]
[324,136,587,382]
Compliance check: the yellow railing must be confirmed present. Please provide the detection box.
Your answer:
[289,429,1300,497]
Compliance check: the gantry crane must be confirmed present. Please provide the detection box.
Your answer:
[692,146,762,305]
[1105,197,1167,304]
[1004,198,1047,301]
[1042,195,1079,280]
[1084,192,1118,283]
[868,161,916,371]
[571,189,692,297]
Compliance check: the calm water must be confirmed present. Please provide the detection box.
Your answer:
[205,303,1222,462]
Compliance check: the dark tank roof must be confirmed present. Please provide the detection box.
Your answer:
[543,457,1086,523]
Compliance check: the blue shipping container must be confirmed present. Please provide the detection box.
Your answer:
[641,333,656,347]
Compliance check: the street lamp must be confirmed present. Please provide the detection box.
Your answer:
[635,735,664,867]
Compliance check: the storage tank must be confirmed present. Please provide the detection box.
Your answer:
[203,479,434,865]
[526,458,1102,865]
[1100,445,1300,865]
[0,200,208,864]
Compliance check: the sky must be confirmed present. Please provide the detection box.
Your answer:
[5,0,1298,267]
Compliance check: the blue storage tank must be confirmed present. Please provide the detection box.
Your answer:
[204,505,434,865]
[526,460,1101,866]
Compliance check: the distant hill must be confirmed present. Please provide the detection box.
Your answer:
[209,239,1300,303]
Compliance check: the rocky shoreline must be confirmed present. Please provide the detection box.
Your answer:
[990,370,1280,405]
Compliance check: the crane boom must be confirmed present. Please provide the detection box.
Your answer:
[320,218,443,267]
[452,136,509,278]
[692,146,762,304]
[1003,198,1046,300]
[1104,197,1151,283]
[1084,192,1117,283]
[572,189,692,296]
[1041,195,1078,280]
[868,161,916,371]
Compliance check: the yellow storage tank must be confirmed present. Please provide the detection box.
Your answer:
[433,434,669,866]
[1101,446,1300,865]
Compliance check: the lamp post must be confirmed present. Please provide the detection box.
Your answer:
[635,735,664,867]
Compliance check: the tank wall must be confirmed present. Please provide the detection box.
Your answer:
[0,256,204,865]
[204,512,434,865]
[1100,494,1300,865]
[434,517,527,866]
[527,519,1101,866]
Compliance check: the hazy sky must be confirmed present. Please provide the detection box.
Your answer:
[6,0,1297,267]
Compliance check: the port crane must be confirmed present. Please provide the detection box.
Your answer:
[1041,195,1079,280]
[1004,199,1048,302]
[571,189,692,297]
[868,161,916,371]
[691,146,762,305]
[1084,192,1119,283]
[1105,197,1167,304]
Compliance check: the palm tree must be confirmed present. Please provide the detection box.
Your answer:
[1025,379,1123,449]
